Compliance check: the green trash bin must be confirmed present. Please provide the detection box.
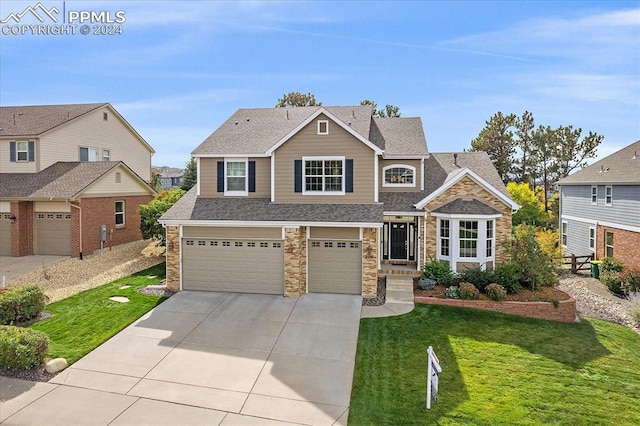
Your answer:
[590,260,602,279]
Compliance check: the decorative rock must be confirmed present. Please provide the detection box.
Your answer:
[109,296,130,303]
[119,285,131,289]
[45,358,68,374]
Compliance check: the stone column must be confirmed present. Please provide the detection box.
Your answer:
[284,227,302,297]
[362,227,378,298]
[165,226,180,292]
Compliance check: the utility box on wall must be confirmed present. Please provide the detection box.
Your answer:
[100,224,107,242]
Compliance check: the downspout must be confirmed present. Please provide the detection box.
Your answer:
[67,200,82,260]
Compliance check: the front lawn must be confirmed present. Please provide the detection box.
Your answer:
[30,264,167,364]
[350,304,640,425]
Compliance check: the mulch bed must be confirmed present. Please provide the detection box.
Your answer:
[413,277,571,302]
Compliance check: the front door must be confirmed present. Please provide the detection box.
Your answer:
[390,223,407,260]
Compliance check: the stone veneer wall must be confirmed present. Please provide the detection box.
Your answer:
[284,227,306,296]
[165,225,180,292]
[415,296,577,323]
[424,176,512,266]
[362,227,378,297]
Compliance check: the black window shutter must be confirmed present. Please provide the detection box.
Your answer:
[217,161,224,192]
[248,161,256,192]
[28,141,35,162]
[345,159,354,193]
[294,160,302,193]
[9,141,16,162]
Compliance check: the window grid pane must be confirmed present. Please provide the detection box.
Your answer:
[304,159,343,192]
[226,162,246,191]
[385,167,414,184]
[440,219,450,257]
[459,221,478,258]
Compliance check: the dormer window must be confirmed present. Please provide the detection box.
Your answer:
[317,120,329,135]
[383,164,415,187]
[225,159,248,196]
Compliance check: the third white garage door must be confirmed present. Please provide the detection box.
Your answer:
[308,240,362,294]
[182,238,284,294]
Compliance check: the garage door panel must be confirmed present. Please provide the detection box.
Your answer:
[308,240,362,294]
[0,214,12,256]
[35,212,71,255]
[182,238,283,294]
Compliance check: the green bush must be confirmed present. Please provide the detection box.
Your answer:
[445,286,459,299]
[600,271,624,295]
[494,262,522,293]
[458,282,480,300]
[0,285,45,325]
[620,266,640,295]
[0,326,49,370]
[422,259,458,286]
[458,267,495,292]
[601,257,624,274]
[509,225,558,290]
[485,283,507,301]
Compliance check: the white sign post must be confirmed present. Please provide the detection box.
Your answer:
[426,346,442,409]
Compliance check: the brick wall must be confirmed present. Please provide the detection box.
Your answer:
[77,195,152,257]
[10,201,34,256]
[424,176,512,266]
[165,226,180,292]
[362,227,378,297]
[415,296,577,323]
[596,225,640,268]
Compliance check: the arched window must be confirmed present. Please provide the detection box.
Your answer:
[383,164,416,187]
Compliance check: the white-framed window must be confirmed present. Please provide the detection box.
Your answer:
[115,200,125,226]
[303,156,345,194]
[383,164,416,187]
[80,146,98,162]
[16,141,29,161]
[605,186,612,206]
[591,186,597,205]
[317,120,329,135]
[103,112,108,121]
[589,227,595,251]
[102,148,110,161]
[486,220,494,257]
[605,231,614,257]
[224,159,248,196]
[459,220,478,258]
[439,219,450,257]
[561,221,568,246]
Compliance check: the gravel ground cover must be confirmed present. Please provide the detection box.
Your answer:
[6,240,165,302]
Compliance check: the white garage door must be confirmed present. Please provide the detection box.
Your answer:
[308,240,362,294]
[182,238,284,294]
[0,213,12,256]
[35,212,72,255]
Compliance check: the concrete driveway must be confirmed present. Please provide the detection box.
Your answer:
[1,291,362,425]
[0,255,68,283]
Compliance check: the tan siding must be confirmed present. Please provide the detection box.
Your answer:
[82,168,152,196]
[0,201,10,212]
[309,227,359,239]
[34,201,70,212]
[199,157,270,198]
[274,113,375,203]
[38,106,152,180]
[379,159,422,193]
[0,138,39,173]
[183,226,282,239]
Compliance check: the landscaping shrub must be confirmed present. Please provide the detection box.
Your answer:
[0,325,49,370]
[620,266,640,295]
[458,282,480,300]
[493,262,522,293]
[445,286,460,299]
[0,285,45,325]
[458,267,495,292]
[600,271,624,295]
[422,259,458,286]
[485,283,507,301]
[418,277,437,290]
[601,257,624,274]
[509,225,559,290]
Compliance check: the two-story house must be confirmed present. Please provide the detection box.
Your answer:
[160,105,517,297]
[0,103,156,258]
[557,140,640,268]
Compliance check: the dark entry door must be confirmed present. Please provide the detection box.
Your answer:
[390,223,407,259]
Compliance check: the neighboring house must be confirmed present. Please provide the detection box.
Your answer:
[160,105,518,297]
[0,103,156,258]
[154,166,184,189]
[557,140,640,267]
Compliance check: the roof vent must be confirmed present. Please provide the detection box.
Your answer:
[599,165,610,173]
[234,121,238,125]
[453,153,458,166]
[352,109,356,118]
[633,150,637,159]
[246,117,250,122]
[286,110,289,120]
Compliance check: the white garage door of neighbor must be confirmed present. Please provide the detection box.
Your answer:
[182,238,284,294]
[308,240,362,294]
[0,213,12,256]
[35,212,72,256]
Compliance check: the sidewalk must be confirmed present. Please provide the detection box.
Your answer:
[361,275,414,318]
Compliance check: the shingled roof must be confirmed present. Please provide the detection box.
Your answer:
[370,117,428,156]
[557,140,640,185]
[0,161,141,200]
[0,103,106,136]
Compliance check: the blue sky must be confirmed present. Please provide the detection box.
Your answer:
[1,1,638,168]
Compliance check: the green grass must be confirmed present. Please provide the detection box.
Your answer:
[30,264,167,364]
[350,304,640,425]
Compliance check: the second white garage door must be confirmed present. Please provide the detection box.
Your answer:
[182,238,284,294]
[34,212,72,255]
[308,240,362,294]
[0,213,12,256]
